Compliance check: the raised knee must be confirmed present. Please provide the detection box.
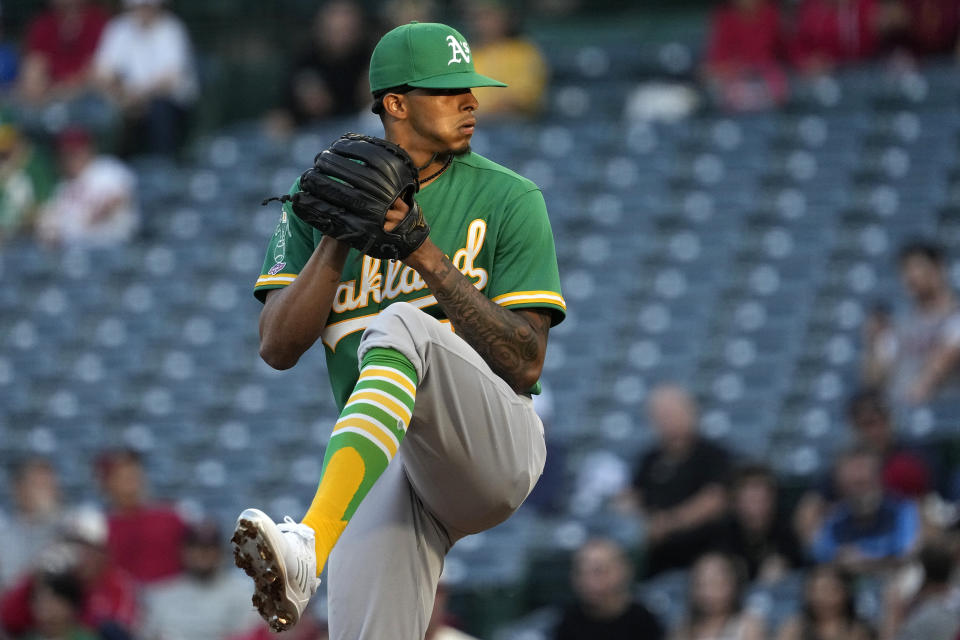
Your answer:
[381,301,419,320]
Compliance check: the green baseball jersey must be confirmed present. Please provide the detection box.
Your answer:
[254,151,566,410]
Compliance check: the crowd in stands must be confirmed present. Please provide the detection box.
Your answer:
[554,383,960,640]
[0,0,548,248]
[0,450,264,639]
[547,246,960,640]
[704,0,960,110]
[0,0,197,249]
[0,448,483,638]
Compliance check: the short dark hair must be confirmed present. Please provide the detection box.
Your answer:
[13,457,55,482]
[836,444,881,470]
[898,240,946,266]
[802,565,858,624]
[732,463,777,491]
[371,84,415,115]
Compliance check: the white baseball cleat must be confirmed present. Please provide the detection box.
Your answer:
[231,508,320,632]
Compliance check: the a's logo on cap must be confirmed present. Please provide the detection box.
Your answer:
[446,35,471,65]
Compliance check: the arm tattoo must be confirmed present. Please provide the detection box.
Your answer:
[430,259,550,391]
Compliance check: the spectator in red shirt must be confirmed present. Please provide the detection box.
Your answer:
[846,389,932,498]
[96,448,186,584]
[0,506,139,638]
[19,0,110,105]
[788,0,881,72]
[703,0,789,110]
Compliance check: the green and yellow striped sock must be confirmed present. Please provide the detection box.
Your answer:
[300,347,417,576]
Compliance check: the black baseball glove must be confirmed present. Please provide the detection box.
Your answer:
[262,133,430,261]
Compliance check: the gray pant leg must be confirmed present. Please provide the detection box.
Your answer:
[358,301,547,536]
[327,456,450,640]
[325,303,546,639]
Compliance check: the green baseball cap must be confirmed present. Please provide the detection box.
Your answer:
[369,22,507,93]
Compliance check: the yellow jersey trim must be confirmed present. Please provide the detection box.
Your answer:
[255,273,298,287]
[492,290,567,310]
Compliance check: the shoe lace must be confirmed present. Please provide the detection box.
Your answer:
[278,516,316,543]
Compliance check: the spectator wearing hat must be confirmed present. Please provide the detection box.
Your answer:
[19,0,109,106]
[142,520,260,640]
[96,449,186,584]
[462,1,548,119]
[35,126,138,247]
[1,506,140,638]
[93,0,197,156]
[0,458,62,588]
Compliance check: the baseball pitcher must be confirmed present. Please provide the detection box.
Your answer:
[232,21,565,640]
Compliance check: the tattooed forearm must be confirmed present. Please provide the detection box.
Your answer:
[428,258,550,391]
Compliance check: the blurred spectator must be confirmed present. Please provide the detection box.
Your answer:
[775,564,873,640]
[0,112,56,242]
[703,0,789,111]
[794,388,937,552]
[141,520,259,640]
[19,0,109,106]
[788,0,882,73]
[0,3,18,92]
[553,538,664,640]
[810,447,921,573]
[882,0,960,57]
[846,389,933,497]
[36,127,138,248]
[880,540,960,640]
[425,581,479,640]
[671,552,765,640]
[96,449,186,584]
[23,569,97,640]
[93,0,197,156]
[0,458,62,588]
[1,506,140,638]
[863,241,960,408]
[382,0,438,25]
[627,385,732,576]
[462,1,548,118]
[719,464,806,583]
[268,1,372,135]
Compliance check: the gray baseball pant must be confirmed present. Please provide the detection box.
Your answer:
[326,301,546,640]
